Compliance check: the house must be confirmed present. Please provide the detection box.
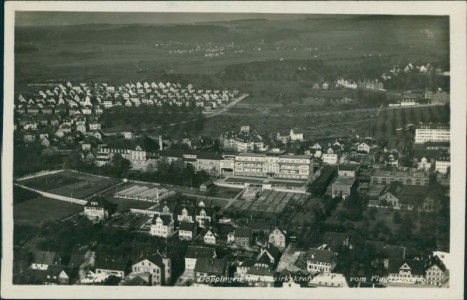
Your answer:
[228,227,252,248]
[185,246,216,271]
[257,243,282,268]
[89,121,101,131]
[244,264,275,287]
[31,251,61,270]
[306,248,337,275]
[23,131,36,143]
[376,181,432,211]
[425,256,448,287]
[83,198,112,221]
[76,123,87,133]
[321,232,352,252]
[308,272,348,287]
[357,142,370,153]
[193,258,227,284]
[95,256,129,278]
[386,259,425,285]
[41,137,51,147]
[290,128,304,141]
[130,253,168,286]
[176,205,195,223]
[150,214,174,238]
[203,228,219,245]
[268,227,287,252]
[338,164,358,178]
[435,155,450,174]
[195,206,216,228]
[322,148,338,165]
[331,176,356,198]
[43,265,78,285]
[179,221,197,241]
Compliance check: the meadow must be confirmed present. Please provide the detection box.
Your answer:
[14,196,84,226]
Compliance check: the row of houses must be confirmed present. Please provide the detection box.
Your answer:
[15,81,241,116]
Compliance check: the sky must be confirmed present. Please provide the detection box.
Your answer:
[15,12,314,27]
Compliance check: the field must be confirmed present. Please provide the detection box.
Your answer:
[372,105,450,143]
[14,196,84,226]
[20,170,121,199]
[206,186,242,199]
[228,190,305,215]
[14,16,449,140]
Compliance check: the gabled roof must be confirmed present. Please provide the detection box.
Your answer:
[185,246,215,259]
[131,252,165,269]
[33,251,60,265]
[179,221,196,231]
[95,255,129,271]
[388,259,424,276]
[85,197,112,209]
[246,264,274,276]
[426,255,447,272]
[322,232,349,247]
[152,214,173,226]
[234,227,252,238]
[194,258,226,275]
[307,248,336,264]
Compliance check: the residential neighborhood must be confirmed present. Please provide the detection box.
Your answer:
[10,11,454,292]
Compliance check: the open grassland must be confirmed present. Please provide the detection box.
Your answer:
[20,170,121,199]
[14,196,83,226]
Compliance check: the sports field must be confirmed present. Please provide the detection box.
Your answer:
[14,196,83,226]
[20,170,121,199]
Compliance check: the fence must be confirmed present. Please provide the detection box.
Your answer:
[15,169,64,182]
[15,183,88,205]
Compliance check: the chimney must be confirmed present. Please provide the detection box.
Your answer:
[159,135,163,151]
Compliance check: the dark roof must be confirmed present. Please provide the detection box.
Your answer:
[247,265,274,276]
[179,221,196,231]
[185,246,215,259]
[119,275,150,286]
[365,241,405,259]
[264,243,281,262]
[196,151,223,160]
[322,232,349,247]
[426,256,447,272]
[294,252,308,270]
[68,253,85,268]
[95,256,129,271]
[106,135,158,151]
[194,258,226,275]
[196,206,216,217]
[380,182,428,205]
[234,227,252,238]
[307,249,336,264]
[85,197,113,209]
[175,205,195,216]
[245,219,271,231]
[131,253,164,269]
[339,164,358,171]
[152,214,173,226]
[388,259,425,276]
[33,251,59,265]
[46,265,79,280]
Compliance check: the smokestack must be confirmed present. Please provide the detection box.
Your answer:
[159,135,163,151]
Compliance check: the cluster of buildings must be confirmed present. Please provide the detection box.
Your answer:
[334,78,384,91]
[14,80,241,146]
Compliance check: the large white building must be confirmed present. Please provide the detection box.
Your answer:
[233,151,313,180]
[435,156,450,174]
[415,123,450,143]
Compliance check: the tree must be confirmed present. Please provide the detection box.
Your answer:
[392,211,402,224]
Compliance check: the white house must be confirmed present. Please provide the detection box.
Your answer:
[150,215,174,238]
